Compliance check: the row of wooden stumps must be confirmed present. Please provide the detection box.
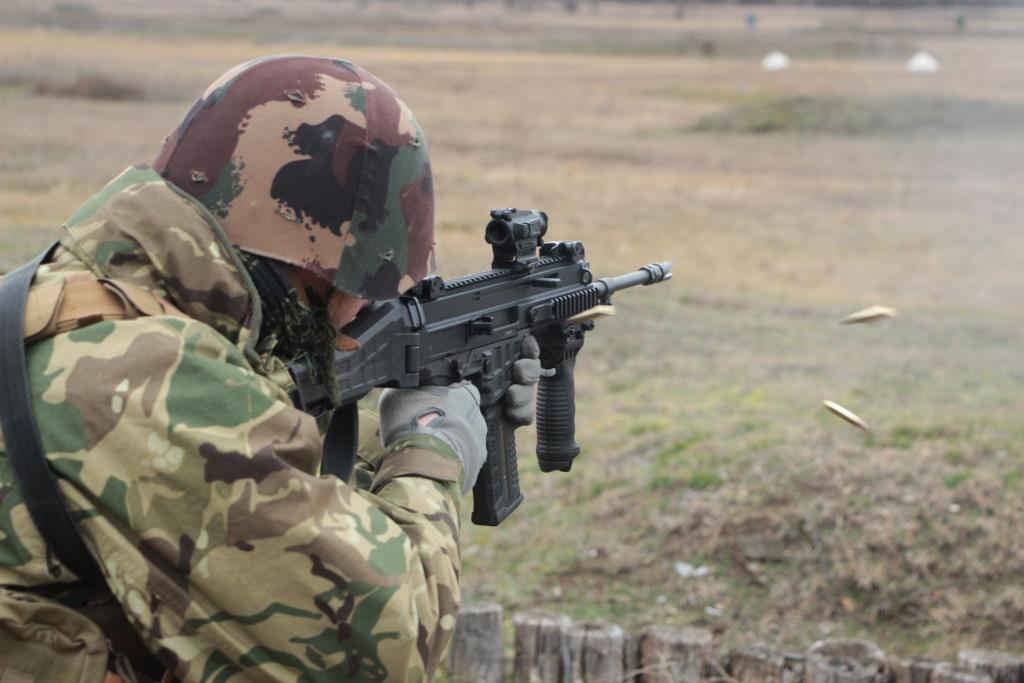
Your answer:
[447,604,1024,683]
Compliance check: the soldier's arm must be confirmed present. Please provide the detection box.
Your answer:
[30,315,462,681]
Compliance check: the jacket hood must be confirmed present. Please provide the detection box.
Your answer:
[60,164,262,357]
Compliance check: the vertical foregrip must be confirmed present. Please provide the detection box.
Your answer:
[471,404,524,526]
[536,357,581,472]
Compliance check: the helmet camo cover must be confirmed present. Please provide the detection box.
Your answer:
[155,55,434,301]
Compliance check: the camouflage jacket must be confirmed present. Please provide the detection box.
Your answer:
[0,166,464,682]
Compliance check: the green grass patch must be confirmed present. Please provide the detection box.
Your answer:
[626,418,671,437]
[849,493,875,509]
[733,418,767,435]
[647,473,677,492]
[654,432,709,466]
[687,95,1024,137]
[745,434,785,453]
[635,86,762,105]
[607,378,640,394]
[944,471,972,489]
[685,469,724,490]
[588,479,611,498]
[943,449,965,465]
[886,426,921,449]
[648,467,723,492]
[880,425,961,449]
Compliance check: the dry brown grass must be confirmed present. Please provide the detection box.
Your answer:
[1,1,1023,661]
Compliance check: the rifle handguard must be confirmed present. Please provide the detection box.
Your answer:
[536,356,580,472]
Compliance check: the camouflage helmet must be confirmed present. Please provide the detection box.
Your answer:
[154,55,434,300]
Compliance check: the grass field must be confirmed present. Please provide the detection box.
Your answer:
[2,0,1023,664]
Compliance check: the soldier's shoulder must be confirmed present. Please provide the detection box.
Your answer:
[33,314,250,374]
[27,314,281,439]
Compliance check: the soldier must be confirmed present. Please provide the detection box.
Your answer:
[0,55,541,682]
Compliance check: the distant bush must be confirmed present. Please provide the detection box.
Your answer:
[691,94,1024,136]
[249,6,284,19]
[50,2,101,28]
[52,1,98,18]
[35,73,145,102]
[0,74,29,91]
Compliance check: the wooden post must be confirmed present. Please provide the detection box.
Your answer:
[890,658,937,683]
[958,651,1024,683]
[512,611,572,683]
[730,644,805,683]
[564,622,626,683]
[933,664,994,683]
[804,639,886,683]
[624,633,641,683]
[448,603,504,683]
[637,625,713,683]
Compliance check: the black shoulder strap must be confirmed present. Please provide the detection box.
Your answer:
[321,402,358,482]
[0,244,105,584]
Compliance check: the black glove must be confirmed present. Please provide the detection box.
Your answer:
[504,335,548,426]
[378,382,488,494]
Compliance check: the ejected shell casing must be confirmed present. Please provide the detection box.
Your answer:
[566,305,616,326]
[823,400,869,432]
[840,305,897,325]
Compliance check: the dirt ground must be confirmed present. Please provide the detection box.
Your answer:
[1,0,1023,663]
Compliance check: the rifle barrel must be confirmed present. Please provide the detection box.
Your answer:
[594,262,673,297]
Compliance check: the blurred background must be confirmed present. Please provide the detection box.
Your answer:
[2,0,1022,661]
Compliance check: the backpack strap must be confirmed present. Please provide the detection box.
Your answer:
[322,402,358,483]
[0,245,106,584]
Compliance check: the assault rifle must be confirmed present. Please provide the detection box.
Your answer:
[289,209,672,526]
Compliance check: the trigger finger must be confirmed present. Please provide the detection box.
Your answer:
[512,358,542,385]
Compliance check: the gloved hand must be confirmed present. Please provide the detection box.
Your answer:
[504,335,548,426]
[379,382,488,494]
